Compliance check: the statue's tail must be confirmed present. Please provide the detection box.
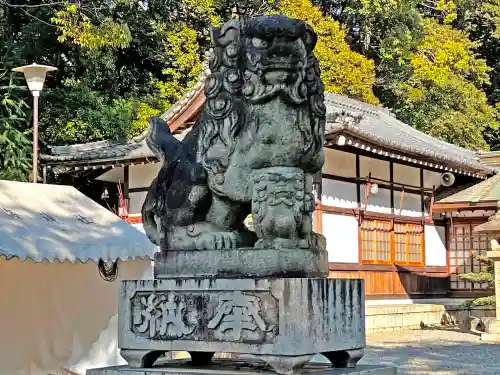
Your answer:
[141,117,181,247]
[145,116,180,164]
[142,179,160,246]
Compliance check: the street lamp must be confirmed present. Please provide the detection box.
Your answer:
[12,63,57,183]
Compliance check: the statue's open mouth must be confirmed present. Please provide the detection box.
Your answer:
[263,63,302,72]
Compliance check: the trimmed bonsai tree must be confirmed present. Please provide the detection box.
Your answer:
[458,254,495,307]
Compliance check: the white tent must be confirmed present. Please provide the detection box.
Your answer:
[0,181,157,375]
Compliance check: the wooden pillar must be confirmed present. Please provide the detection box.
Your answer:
[313,170,323,234]
[420,168,425,219]
[123,165,130,199]
[124,165,130,213]
[356,154,361,207]
[390,161,394,214]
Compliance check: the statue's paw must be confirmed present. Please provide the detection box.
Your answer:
[207,230,256,249]
[255,238,272,249]
[169,223,257,250]
[209,231,238,250]
[272,238,298,249]
[256,237,298,249]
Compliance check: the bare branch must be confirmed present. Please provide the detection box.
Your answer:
[19,6,56,26]
[0,0,66,8]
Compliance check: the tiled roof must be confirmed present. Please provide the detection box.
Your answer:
[40,128,192,164]
[437,174,500,204]
[473,202,500,233]
[324,93,492,174]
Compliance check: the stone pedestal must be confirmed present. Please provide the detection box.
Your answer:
[88,360,397,375]
[117,278,366,374]
[153,247,328,279]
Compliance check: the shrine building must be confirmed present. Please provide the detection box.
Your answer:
[41,66,498,300]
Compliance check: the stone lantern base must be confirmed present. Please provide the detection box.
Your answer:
[478,249,500,342]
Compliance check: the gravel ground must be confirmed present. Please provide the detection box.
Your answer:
[359,329,500,375]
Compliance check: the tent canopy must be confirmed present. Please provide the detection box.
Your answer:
[0,180,156,262]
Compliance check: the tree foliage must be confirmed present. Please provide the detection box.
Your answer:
[0,41,31,181]
[52,4,133,49]
[317,0,500,150]
[3,0,500,177]
[458,255,495,307]
[386,19,498,150]
[279,0,378,103]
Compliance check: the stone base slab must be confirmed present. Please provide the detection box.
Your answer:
[88,360,396,375]
[118,277,365,374]
[478,317,500,341]
[154,247,328,279]
[480,333,500,342]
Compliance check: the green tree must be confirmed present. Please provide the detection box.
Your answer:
[3,0,500,153]
[384,19,498,150]
[0,43,31,181]
[451,0,500,149]
[317,0,500,149]
[458,255,495,307]
[316,0,423,59]
[1,0,220,146]
[279,0,379,103]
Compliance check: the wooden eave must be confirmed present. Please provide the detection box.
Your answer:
[432,200,498,213]
[167,89,205,132]
[324,131,488,179]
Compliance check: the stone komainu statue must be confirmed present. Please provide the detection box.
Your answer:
[142,14,326,252]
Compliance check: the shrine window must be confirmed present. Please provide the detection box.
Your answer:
[360,219,392,264]
[394,223,424,265]
[449,222,490,291]
[360,219,424,265]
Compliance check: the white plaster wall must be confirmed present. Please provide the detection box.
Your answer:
[323,148,356,177]
[322,212,359,263]
[360,155,390,180]
[393,191,423,217]
[425,225,447,266]
[96,164,161,188]
[129,191,148,215]
[322,151,430,216]
[361,187,391,214]
[124,164,161,215]
[393,162,441,190]
[394,163,419,186]
[321,179,357,208]
[129,163,161,189]
[96,166,124,183]
[423,169,442,189]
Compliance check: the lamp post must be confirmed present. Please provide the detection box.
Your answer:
[12,63,57,183]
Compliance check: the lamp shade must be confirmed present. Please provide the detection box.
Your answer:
[12,63,57,94]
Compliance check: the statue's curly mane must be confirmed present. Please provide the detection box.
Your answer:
[197,20,244,178]
[197,19,326,178]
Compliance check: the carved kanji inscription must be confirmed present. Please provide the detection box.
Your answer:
[130,290,278,342]
[132,293,195,339]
